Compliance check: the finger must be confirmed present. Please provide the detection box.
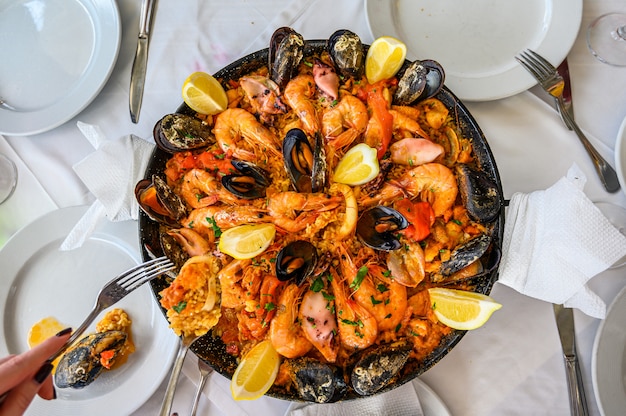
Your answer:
[1,361,53,416]
[0,355,16,366]
[0,328,71,394]
[36,376,55,401]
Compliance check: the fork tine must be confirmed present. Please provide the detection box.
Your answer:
[116,256,170,286]
[122,261,175,291]
[515,54,543,81]
[525,49,558,72]
[520,50,554,80]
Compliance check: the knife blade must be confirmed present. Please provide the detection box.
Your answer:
[129,0,158,124]
[553,304,589,416]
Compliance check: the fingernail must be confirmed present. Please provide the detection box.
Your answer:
[55,327,72,337]
[33,361,53,384]
[52,386,57,400]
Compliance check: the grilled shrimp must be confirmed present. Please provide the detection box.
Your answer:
[180,169,242,208]
[269,283,313,358]
[184,205,270,234]
[284,74,321,136]
[214,108,282,162]
[267,190,343,232]
[322,95,368,149]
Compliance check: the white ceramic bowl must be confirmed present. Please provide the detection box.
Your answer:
[614,115,626,196]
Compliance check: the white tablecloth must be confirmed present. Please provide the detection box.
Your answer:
[2,0,626,415]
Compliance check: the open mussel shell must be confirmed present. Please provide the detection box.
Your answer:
[393,59,445,105]
[356,206,409,251]
[440,234,492,276]
[135,176,186,227]
[275,240,318,285]
[457,164,502,223]
[350,340,412,396]
[288,357,347,403]
[153,113,215,153]
[283,128,326,193]
[54,331,127,389]
[221,160,270,199]
[327,29,364,79]
[269,27,304,90]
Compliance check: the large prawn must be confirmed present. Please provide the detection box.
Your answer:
[180,168,244,208]
[213,108,282,162]
[283,74,321,136]
[184,205,270,237]
[360,162,458,218]
[269,283,313,358]
[322,95,368,150]
[267,190,343,232]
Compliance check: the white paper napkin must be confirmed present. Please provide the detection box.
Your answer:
[287,381,424,416]
[60,121,154,250]
[498,164,626,319]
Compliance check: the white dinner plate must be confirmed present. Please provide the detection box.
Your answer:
[364,0,582,101]
[592,284,626,416]
[0,206,178,416]
[614,115,626,197]
[0,0,121,136]
[285,378,451,416]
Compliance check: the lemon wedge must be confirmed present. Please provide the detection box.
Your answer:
[333,143,380,185]
[218,223,276,260]
[231,340,280,401]
[427,288,502,330]
[365,36,407,84]
[181,71,228,115]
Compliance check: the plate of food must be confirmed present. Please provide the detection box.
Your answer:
[364,0,582,101]
[0,0,120,136]
[138,28,504,402]
[0,206,178,415]
[592,284,626,416]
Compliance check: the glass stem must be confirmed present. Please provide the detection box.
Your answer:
[618,25,626,41]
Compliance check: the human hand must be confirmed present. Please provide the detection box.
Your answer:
[0,328,72,416]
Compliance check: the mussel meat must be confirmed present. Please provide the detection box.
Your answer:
[275,240,318,285]
[282,128,326,193]
[287,357,347,403]
[221,160,270,199]
[456,164,502,223]
[54,330,127,389]
[269,27,304,90]
[393,60,445,105]
[153,113,215,153]
[327,29,364,79]
[136,175,187,226]
[350,339,412,396]
[440,233,492,276]
[356,206,409,251]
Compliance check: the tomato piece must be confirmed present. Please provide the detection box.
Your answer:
[359,81,394,159]
[396,199,435,241]
[99,349,116,369]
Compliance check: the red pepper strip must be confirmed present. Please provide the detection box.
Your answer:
[99,349,116,369]
[359,81,394,159]
[395,199,435,241]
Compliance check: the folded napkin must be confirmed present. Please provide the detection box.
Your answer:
[498,164,626,319]
[288,381,424,416]
[60,122,154,250]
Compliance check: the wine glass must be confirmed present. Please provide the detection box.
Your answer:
[587,13,626,66]
[0,153,17,204]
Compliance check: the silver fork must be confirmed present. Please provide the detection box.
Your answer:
[48,256,175,362]
[516,49,620,193]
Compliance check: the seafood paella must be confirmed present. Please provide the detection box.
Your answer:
[138,28,504,402]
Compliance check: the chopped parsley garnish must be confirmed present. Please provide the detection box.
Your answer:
[206,216,222,237]
[264,302,275,311]
[349,266,368,291]
[310,276,324,292]
[370,295,382,305]
[172,301,187,313]
[377,283,389,293]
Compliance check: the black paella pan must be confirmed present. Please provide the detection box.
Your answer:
[139,39,505,402]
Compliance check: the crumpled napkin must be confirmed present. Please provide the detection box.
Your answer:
[60,121,154,250]
[287,381,424,416]
[498,164,626,319]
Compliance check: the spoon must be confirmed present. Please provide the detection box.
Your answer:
[190,357,213,416]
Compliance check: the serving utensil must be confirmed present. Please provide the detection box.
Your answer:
[190,357,213,416]
[553,304,589,416]
[516,49,620,193]
[48,256,175,362]
[129,0,158,123]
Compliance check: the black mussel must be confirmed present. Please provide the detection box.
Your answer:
[350,339,411,396]
[221,160,270,199]
[288,357,347,403]
[154,113,215,154]
[275,240,318,285]
[269,27,304,90]
[456,164,502,223]
[283,128,326,193]
[54,331,127,389]
[393,60,445,105]
[327,29,364,79]
[356,206,409,251]
[440,234,492,276]
[135,175,186,226]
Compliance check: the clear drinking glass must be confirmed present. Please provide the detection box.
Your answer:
[0,153,17,204]
[587,13,626,66]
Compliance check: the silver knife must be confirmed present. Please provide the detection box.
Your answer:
[553,304,589,416]
[129,0,158,124]
[529,58,573,130]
